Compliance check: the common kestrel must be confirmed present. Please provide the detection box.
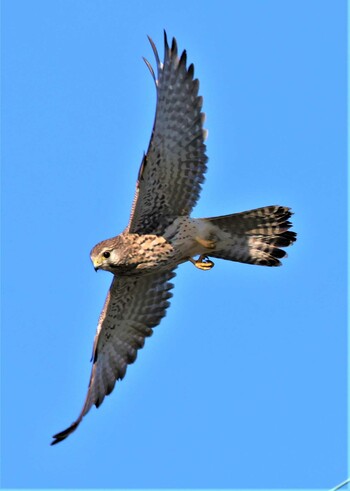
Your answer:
[51,32,296,445]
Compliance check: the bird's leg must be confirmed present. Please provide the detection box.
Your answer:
[195,236,216,249]
[189,255,215,271]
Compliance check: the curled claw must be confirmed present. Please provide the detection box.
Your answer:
[189,255,214,271]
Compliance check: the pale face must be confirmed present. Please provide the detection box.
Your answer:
[90,239,121,273]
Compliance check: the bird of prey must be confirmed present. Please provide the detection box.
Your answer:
[51,32,296,445]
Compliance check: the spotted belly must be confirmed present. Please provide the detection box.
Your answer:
[117,217,217,275]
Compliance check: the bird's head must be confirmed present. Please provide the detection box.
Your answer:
[90,237,121,273]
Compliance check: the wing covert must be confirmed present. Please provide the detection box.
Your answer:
[127,31,208,235]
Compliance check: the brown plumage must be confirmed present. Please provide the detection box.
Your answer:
[51,32,296,445]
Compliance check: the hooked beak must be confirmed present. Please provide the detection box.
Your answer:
[92,257,103,272]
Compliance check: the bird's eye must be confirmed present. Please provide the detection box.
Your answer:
[103,251,110,259]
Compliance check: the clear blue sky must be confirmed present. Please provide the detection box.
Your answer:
[2,0,347,488]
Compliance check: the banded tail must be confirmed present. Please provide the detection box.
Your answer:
[203,205,296,267]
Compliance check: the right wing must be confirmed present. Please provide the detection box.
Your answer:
[51,269,176,445]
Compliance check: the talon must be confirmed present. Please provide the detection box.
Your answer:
[189,255,215,271]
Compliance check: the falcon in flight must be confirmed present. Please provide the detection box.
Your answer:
[51,32,296,445]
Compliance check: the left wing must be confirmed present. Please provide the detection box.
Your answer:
[127,32,208,235]
[51,269,176,445]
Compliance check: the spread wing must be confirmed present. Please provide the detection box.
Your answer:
[127,31,208,236]
[51,269,176,445]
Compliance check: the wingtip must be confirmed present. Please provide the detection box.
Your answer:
[50,420,80,446]
[163,30,169,55]
[171,36,178,57]
[142,56,156,82]
[146,34,161,68]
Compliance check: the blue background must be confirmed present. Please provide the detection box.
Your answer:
[2,0,347,488]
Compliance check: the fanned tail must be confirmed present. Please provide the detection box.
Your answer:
[204,205,297,267]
